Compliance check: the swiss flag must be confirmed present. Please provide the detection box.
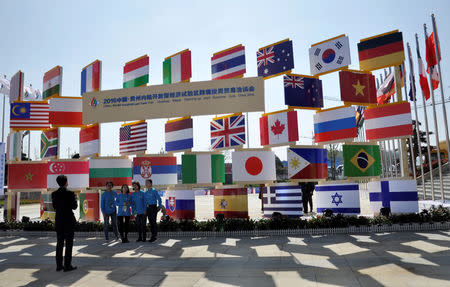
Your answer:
[339,70,377,105]
[260,110,298,146]
[8,162,47,191]
[232,150,276,182]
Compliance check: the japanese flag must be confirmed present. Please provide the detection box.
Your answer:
[232,151,276,182]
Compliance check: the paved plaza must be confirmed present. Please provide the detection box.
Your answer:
[0,230,449,287]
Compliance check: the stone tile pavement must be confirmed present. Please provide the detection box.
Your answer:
[0,230,449,286]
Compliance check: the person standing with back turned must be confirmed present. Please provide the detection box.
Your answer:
[51,175,77,272]
[144,179,162,242]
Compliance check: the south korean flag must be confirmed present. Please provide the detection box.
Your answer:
[309,35,351,76]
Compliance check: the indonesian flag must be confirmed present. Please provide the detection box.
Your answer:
[47,160,89,189]
[232,150,276,182]
[260,110,298,146]
[417,46,431,100]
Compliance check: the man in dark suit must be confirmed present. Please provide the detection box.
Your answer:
[51,175,77,272]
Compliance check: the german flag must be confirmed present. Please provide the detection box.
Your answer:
[358,31,405,71]
[213,188,248,218]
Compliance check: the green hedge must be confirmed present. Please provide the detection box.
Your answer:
[1,206,449,232]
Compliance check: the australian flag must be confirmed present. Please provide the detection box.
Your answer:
[257,40,294,78]
[284,74,323,108]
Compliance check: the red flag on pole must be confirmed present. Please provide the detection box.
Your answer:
[425,32,441,90]
[417,45,431,100]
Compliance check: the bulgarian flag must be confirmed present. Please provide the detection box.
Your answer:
[43,66,62,100]
[163,49,192,84]
[89,157,132,188]
[123,55,149,88]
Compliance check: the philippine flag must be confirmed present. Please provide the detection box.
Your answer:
[287,147,328,180]
[211,45,246,80]
[232,150,276,182]
[314,106,357,144]
[165,189,195,220]
[133,156,177,186]
[81,60,101,95]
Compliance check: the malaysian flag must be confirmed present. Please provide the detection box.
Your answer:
[210,113,246,150]
[257,39,294,79]
[119,121,147,154]
[10,102,50,130]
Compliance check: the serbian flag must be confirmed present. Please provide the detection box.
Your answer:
[287,147,328,180]
[165,189,195,220]
[81,60,101,95]
[260,109,298,146]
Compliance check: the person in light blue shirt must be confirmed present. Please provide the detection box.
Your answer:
[116,184,132,243]
[144,179,162,242]
[131,181,147,242]
[100,181,119,241]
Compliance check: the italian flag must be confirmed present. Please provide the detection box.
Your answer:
[89,158,132,188]
[163,49,192,84]
[181,153,224,184]
[49,96,83,127]
[43,66,62,100]
[123,55,149,88]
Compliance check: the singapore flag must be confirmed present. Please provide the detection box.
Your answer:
[47,160,90,189]
[232,150,276,182]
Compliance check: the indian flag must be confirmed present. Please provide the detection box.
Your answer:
[43,66,62,100]
[163,49,192,84]
[89,157,132,188]
[181,153,224,184]
[123,55,149,88]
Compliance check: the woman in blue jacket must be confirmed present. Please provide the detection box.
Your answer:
[116,184,132,243]
[131,181,147,242]
[101,181,119,241]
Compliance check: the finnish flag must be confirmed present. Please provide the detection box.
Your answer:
[315,182,360,215]
[368,179,418,214]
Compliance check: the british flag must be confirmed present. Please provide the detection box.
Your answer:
[210,114,246,150]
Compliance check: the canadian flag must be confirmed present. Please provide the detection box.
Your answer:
[260,110,298,146]
[232,150,276,182]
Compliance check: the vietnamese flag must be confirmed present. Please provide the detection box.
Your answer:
[8,162,47,191]
[339,70,377,105]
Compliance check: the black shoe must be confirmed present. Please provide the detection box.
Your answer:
[56,266,64,272]
[63,265,77,272]
[149,238,157,242]
[136,238,142,242]
[142,239,147,242]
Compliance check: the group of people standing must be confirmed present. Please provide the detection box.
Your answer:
[101,179,163,243]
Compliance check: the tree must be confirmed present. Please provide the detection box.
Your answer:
[407,120,434,176]
[327,144,341,180]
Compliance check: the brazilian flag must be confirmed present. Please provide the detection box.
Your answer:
[343,144,381,178]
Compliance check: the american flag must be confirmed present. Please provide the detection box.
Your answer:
[210,114,246,150]
[284,75,304,89]
[119,121,147,154]
[10,102,50,130]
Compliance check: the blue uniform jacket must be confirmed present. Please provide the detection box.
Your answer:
[145,188,162,208]
[131,190,146,215]
[101,190,117,215]
[116,193,132,216]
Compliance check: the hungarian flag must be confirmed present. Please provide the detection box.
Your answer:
[212,187,248,218]
[47,160,89,189]
[43,66,62,100]
[163,49,192,84]
[123,55,149,88]
[81,60,101,95]
[339,70,377,105]
[49,96,83,127]
[232,150,276,182]
[40,127,59,159]
[89,157,132,188]
[79,192,100,221]
[181,153,225,184]
[343,144,381,178]
[287,147,328,180]
[80,124,100,157]
[132,156,177,186]
[417,45,431,100]
[260,110,298,146]
[165,189,195,220]
[8,162,47,191]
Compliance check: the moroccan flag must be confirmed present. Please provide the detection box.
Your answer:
[8,162,47,191]
[40,127,58,159]
[181,153,225,184]
[89,157,132,188]
[81,60,101,95]
[165,189,195,220]
[79,192,100,221]
[260,109,298,146]
[417,45,431,100]
[80,124,100,157]
[232,150,276,182]
[49,96,83,127]
[47,160,89,189]
[212,188,248,218]
[132,156,177,186]
[339,70,377,105]
[343,144,381,178]
[123,55,149,88]
[287,147,328,180]
[358,31,405,71]
[43,66,62,100]
[163,49,192,84]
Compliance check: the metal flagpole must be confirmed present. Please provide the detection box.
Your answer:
[407,42,426,197]
[376,77,386,178]
[380,73,394,177]
[387,67,399,177]
[424,24,444,202]
[431,14,450,167]
[401,63,417,179]
[416,34,435,200]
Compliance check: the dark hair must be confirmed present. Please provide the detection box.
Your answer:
[145,179,152,185]
[132,181,141,190]
[106,181,114,187]
[121,184,130,194]
[56,175,67,187]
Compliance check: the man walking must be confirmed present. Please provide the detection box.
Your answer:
[101,181,119,240]
[144,179,162,242]
[51,175,77,272]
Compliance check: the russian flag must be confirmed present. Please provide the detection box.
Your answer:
[287,147,328,180]
[132,156,177,186]
[81,60,101,95]
[314,106,357,144]
[165,189,195,220]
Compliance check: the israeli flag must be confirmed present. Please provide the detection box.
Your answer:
[368,179,418,214]
[315,182,360,215]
